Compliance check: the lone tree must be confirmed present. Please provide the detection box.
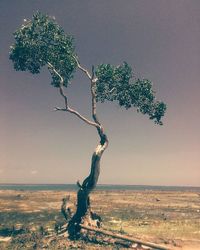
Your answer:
[9,12,166,238]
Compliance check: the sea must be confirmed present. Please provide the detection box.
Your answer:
[0,184,199,192]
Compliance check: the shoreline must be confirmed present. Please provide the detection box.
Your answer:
[0,183,199,192]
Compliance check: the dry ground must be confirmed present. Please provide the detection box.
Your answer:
[0,189,200,249]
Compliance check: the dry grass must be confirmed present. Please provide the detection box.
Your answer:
[0,189,200,249]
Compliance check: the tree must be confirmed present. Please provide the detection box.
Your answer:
[9,12,166,239]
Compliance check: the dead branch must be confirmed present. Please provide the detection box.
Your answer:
[80,225,171,250]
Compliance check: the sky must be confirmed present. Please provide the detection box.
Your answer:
[0,0,200,186]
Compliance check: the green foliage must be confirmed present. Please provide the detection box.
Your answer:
[9,12,77,87]
[95,63,166,124]
[9,12,166,124]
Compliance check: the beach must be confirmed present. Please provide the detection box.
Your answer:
[0,187,200,249]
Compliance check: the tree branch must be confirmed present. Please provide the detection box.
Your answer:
[47,62,64,84]
[67,107,100,128]
[71,58,100,126]
[73,55,92,80]
[91,81,100,125]
[47,62,68,108]
[53,107,66,111]
[109,87,116,94]
[47,62,100,129]
[90,66,107,142]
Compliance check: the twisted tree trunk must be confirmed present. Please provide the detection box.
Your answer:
[48,60,108,239]
[68,129,108,239]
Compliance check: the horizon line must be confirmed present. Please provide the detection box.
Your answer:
[0,183,199,188]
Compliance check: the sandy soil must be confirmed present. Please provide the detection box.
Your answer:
[0,189,199,249]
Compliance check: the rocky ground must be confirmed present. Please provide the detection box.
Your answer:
[0,189,200,249]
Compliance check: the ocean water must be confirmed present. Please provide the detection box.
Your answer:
[0,184,199,192]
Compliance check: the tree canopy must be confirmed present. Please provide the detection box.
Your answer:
[9,12,166,125]
[9,12,76,88]
[95,63,166,124]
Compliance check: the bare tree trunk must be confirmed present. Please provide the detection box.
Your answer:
[50,60,109,239]
[67,131,108,239]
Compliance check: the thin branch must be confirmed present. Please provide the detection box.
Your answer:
[47,61,100,129]
[47,62,64,84]
[91,84,100,125]
[54,106,100,128]
[53,107,66,111]
[67,107,100,128]
[109,87,116,94]
[47,62,68,107]
[87,65,108,145]
[73,55,92,79]
[59,85,68,108]
[90,66,102,136]
[71,58,100,126]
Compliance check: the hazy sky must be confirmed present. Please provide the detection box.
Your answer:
[1,0,200,186]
